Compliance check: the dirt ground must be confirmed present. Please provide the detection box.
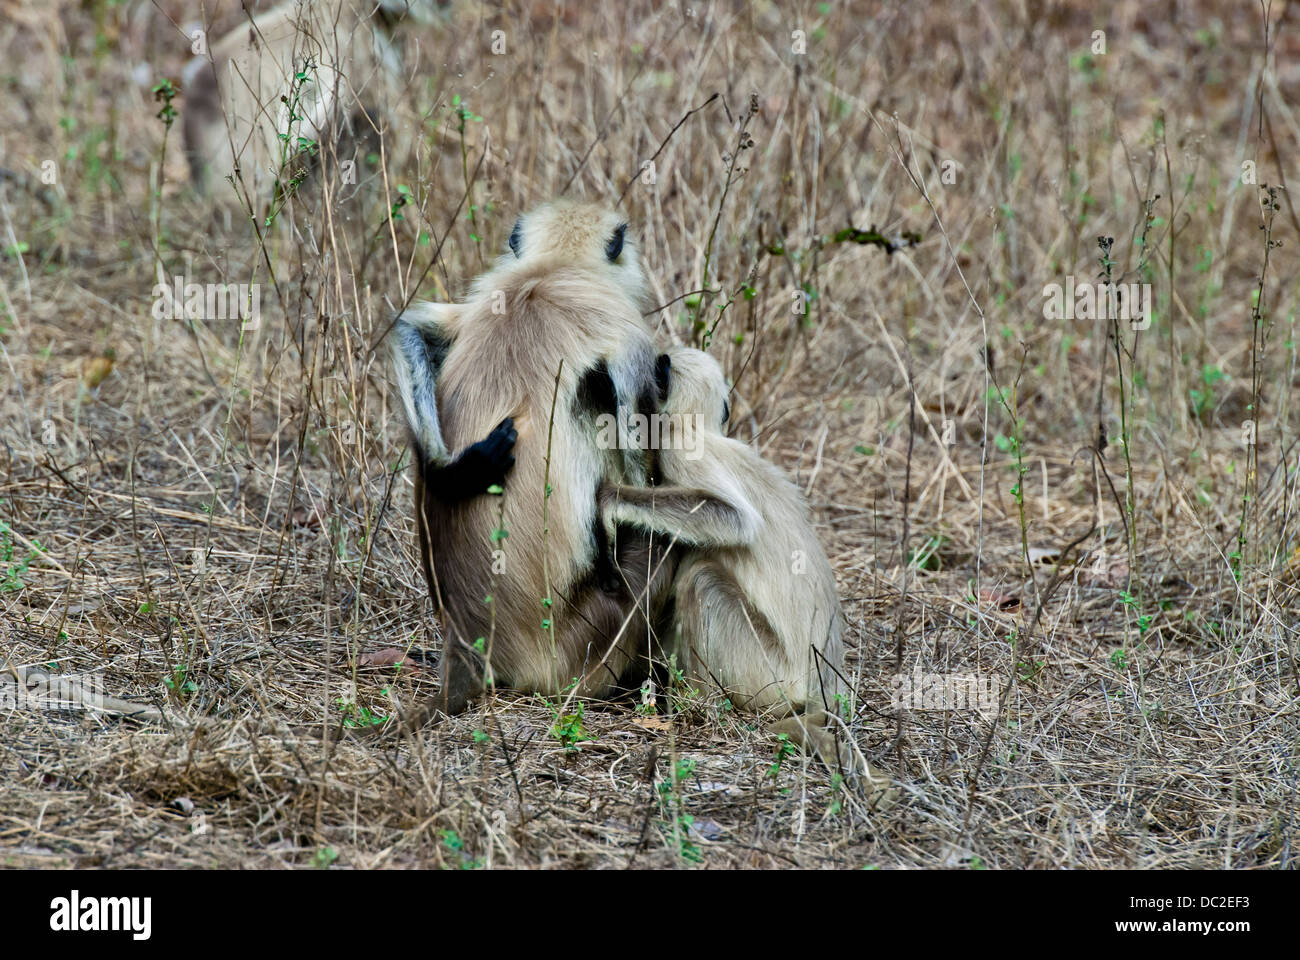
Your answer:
[0,0,1297,868]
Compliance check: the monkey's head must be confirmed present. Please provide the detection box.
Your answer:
[661,346,731,430]
[502,200,647,304]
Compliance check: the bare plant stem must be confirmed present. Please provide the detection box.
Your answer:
[541,360,564,693]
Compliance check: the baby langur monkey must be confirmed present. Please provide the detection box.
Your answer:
[600,348,893,795]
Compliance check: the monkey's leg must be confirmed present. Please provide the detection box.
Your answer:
[403,469,505,732]
[181,60,221,194]
[674,559,896,804]
[436,632,487,717]
[390,624,487,732]
[591,516,621,595]
[672,557,795,703]
[566,534,678,699]
[765,710,897,808]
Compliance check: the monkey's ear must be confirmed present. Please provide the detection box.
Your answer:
[508,217,523,258]
[605,222,627,262]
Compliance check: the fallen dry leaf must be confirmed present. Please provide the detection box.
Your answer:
[1079,557,1130,589]
[359,648,420,671]
[1027,546,1061,566]
[687,818,725,841]
[631,716,672,732]
[290,505,323,527]
[81,349,116,389]
[978,588,1021,611]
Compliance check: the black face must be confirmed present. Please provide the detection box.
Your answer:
[606,222,627,262]
[508,218,522,258]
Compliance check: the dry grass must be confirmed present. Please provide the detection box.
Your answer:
[1,0,1298,869]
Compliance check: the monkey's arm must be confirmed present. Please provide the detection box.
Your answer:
[599,481,761,548]
[391,302,516,500]
[390,302,462,465]
[423,418,517,502]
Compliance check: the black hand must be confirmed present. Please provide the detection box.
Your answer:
[426,417,517,502]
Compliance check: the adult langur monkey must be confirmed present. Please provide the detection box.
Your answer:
[389,200,679,722]
[598,347,895,795]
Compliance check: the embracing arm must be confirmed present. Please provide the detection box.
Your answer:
[599,479,761,549]
[390,302,517,502]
